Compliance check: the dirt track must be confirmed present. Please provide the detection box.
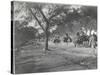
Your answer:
[15,42,97,74]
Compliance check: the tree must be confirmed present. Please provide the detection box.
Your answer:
[76,6,97,34]
[27,4,54,51]
[13,2,82,51]
[13,1,97,52]
[26,3,73,51]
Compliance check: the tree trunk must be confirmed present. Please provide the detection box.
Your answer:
[45,28,49,51]
[30,8,50,52]
[44,29,49,51]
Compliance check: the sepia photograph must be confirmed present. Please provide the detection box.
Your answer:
[11,1,97,74]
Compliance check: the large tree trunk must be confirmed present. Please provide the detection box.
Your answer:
[44,24,49,52]
[45,31,49,51]
[30,8,50,52]
[38,8,50,52]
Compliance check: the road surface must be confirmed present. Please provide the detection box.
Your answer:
[15,42,97,74]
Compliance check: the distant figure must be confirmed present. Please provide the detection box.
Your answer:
[89,33,97,48]
[63,33,72,45]
[53,35,61,44]
[79,27,86,36]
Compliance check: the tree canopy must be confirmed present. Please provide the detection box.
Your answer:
[13,1,97,50]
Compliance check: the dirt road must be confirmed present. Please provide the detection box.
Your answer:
[15,42,97,74]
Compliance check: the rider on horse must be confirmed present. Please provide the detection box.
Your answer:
[63,33,72,43]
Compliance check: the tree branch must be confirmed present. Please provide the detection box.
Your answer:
[29,8,45,32]
[37,8,50,30]
[49,12,61,21]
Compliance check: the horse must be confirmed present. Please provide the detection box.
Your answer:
[74,32,89,47]
[53,36,61,44]
[63,33,72,45]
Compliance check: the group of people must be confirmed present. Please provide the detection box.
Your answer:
[53,33,72,44]
[74,27,97,48]
[52,27,97,48]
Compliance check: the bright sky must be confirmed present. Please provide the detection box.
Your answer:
[70,5,82,9]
